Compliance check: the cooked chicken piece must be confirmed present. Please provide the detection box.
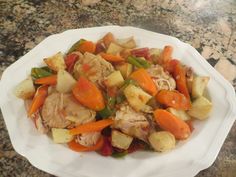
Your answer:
[147,64,176,91]
[41,92,96,128]
[24,100,49,134]
[114,103,150,141]
[73,52,114,84]
[76,132,101,147]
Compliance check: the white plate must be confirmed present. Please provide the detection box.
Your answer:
[0,26,236,177]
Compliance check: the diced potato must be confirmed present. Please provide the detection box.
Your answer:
[148,131,176,152]
[104,71,124,87]
[44,52,66,71]
[106,42,124,55]
[187,96,212,120]
[52,128,73,143]
[115,63,133,79]
[124,84,152,111]
[167,108,191,121]
[149,48,162,57]
[192,76,210,98]
[14,77,35,99]
[116,37,136,49]
[56,70,76,93]
[111,130,133,150]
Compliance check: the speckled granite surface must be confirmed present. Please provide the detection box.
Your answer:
[0,0,235,177]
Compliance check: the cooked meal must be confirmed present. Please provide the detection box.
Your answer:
[14,32,212,157]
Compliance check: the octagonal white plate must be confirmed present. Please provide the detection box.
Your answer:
[0,26,236,177]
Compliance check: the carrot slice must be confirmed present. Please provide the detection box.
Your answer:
[69,118,114,135]
[156,90,191,110]
[100,53,125,62]
[72,77,105,111]
[153,109,191,140]
[129,68,157,96]
[77,41,96,54]
[159,45,173,65]
[102,32,115,48]
[173,63,190,100]
[68,137,104,152]
[34,75,57,85]
[28,85,48,117]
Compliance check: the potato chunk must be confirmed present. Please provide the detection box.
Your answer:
[111,130,133,150]
[104,71,124,87]
[124,85,152,111]
[56,70,76,93]
[106,42,124,55]
[52,128,73,143]
[44,52,66,71]
[148,131,175,152]
[115,63,133,79]
[192,76,209,98]
[167,107,190,121]
[14,77,35,99]
[187,96,212,120]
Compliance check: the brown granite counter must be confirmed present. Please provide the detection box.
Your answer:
[0,0,235,176]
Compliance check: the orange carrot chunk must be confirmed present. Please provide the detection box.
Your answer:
[129,68,157,96]
[159,45,173,65]
[77,41,96,54]
[156,90,191,110]
[34,75,57,85]
[100,53,125,62]
[173,63,190,100]
[153,109,191,140]
[28,85,48,117]
[72,77,105,111]
[69,118,114,135]
[68,137,104,152]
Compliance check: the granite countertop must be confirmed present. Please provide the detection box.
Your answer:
[0,0,235,176]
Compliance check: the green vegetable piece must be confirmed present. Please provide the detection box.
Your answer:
[98,106,114,118]
[112,151,128,158]
[116,94,126,104]
[67,39,86,54]
[135,57,151,69]
[127,56,143,68]
[31,67,53,79]
[127,56,151,69]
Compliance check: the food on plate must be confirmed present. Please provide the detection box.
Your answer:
[14,32,212,157]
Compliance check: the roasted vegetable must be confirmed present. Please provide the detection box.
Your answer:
[148,131,175,152]
[104,71,124,87]
[129,68,157,96]
[111,130,133,150]
[44,52,66,71]
[56,70,76,93]
[31,67,53,79]
[154,109,191,140]
[100,53,125,62]
[106,42,123,55]
[124,84,152,111]
[72,77,105,111]
[14,77,35,99]
[187,96,212,120]
[34,75,57,85]
[116,37,136,49]
[52,128,74,143]
[127,56,150,69]
[67,39,86,54]
[166,107,190,121]
[192,76,210,98]
[115,63,133,79]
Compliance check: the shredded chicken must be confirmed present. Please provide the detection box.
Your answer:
[41,92,96,128]
[114,103,150,141]
[147,64,176,91]
[76,132,101,147]
[73,52,114,84]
